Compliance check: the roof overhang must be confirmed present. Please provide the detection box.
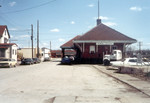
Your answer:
[0,43,18,49]
[0,46,9,49]
[73,40,137,45]
[60,46,74,49]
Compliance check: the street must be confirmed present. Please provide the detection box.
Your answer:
[0,60,150,103]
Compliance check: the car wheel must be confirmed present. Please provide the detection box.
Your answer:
[103,59,110,66]
[9,64,12,68]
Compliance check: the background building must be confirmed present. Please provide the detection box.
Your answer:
[18,47,51,61]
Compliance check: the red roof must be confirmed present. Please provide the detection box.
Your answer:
[60,23,136,49]
[51,50,75,53]
[0,43,17,47]
[51,50,76,56]
[0,43,17,49]
[51,50,61,53]
[0,25,10,38]
[60,35,81,48]
[75,23,136,42]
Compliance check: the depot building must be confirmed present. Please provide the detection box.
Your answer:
[61,19,137,63]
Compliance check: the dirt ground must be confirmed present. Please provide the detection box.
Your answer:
[0,61,150,103]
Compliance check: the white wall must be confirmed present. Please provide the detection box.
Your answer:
[17,48,42,58]
[4,45,18,60]
[5,48,10,58]
[18,48,36,58]
[11,45,18,60]
[41,48,50,61]
[0,28,9,43]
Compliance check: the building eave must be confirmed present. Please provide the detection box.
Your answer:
[60,46,74,49]
[0,43,18,46]
[73,40,137,44]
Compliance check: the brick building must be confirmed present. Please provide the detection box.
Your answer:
[61,19,137,63]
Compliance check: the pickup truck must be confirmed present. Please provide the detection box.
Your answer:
[103,50,122,66]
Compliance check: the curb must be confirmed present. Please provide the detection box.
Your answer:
[93,65,150,98]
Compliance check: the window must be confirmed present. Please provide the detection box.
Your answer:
[89,46,95,54]
[4,38,8,43]
[113,51,117,54]
[0,50,5,57]
[15,50,17,55]
[112,46,117,50]
[13,49,14,55]
[5,30,6,35]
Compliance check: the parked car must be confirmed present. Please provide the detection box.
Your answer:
[110,58,149,66]
[32,58,41,64]
[21,58,34,65]
[61,56,73,64]
[0,58,17,68]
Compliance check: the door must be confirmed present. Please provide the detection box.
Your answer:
[0,49,5,57]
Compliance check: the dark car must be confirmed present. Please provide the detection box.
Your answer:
[33,58,41,64]
[61,56,74,64]
[21,58,34,65]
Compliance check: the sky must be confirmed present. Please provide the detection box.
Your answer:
[0,0,150,50]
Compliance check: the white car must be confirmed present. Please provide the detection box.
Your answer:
[110,58,149,67]
[0,58,17,68]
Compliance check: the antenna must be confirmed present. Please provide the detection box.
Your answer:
[98,0,100,19]
[97,0,101,25]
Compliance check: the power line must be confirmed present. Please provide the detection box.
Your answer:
[0,15,16,26]
[2,0,56,14]
[0,10,32,28]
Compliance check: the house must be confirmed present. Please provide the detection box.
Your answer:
[0,25,17,60]
[61,19,137,63]
[41,47,51,61]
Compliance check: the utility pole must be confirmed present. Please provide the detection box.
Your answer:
[31,24,33,59]
[138,42,142,54]
[50,41,51,57]
[37,20,40,58]
[50,41,51,51]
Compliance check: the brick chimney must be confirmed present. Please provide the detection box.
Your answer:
[97,19,101,25]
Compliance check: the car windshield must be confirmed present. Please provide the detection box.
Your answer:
[129,59,137,62]
[0,59,9,61]
[33,58,37,60]
[24,59,31,61]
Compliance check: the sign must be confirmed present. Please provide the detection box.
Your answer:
[96,42,114,45]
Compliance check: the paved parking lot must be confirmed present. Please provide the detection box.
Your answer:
[0,61,150,103]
